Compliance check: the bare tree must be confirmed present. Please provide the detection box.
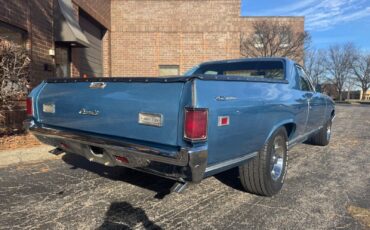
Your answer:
[352,52,370,100]
[325,43,356,101]
[344,77,357,100]
[305,48,327,86]
[0,37,30,127]
[240,20,310,63]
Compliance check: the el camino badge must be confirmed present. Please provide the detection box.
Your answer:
[216,96,237,101]
[138,113,163,127]
[79,108,100,116]
[89,82,107,89]
[43,103,55,113]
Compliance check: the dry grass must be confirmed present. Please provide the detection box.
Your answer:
[347,205,370,228]
[0,133,41,151]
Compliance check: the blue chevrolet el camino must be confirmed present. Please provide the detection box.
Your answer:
[24,57,335,196]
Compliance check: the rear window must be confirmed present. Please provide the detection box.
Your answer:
[192,61,285,80]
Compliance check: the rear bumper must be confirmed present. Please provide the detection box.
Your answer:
[24,119,207,183]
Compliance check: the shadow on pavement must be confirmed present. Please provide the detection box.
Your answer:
[213,167,245,192]
[62,153,246,197]
[62,153,174,199]
[97,202,162,230]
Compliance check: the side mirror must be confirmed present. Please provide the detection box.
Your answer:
[315,84,322,93]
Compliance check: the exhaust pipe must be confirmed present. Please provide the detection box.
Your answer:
[49,148,65,155]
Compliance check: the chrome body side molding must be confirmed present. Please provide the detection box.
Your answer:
[288,126,323,149]
[205,151,258,176]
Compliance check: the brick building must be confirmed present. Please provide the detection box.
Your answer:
[0,0,304,85]
[0,0,110,85]
[360,90,370,100]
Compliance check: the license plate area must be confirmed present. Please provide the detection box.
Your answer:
[43,103,55,113]
[138,112,163,127]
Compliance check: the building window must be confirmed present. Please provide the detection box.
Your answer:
[159,65,180,76]
[279,32,290,48]
[0,21,26,47]
[253,33,264,48]
[55,44,71,78]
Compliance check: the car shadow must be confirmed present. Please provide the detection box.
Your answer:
[97,201,162,230]
[213,167,245,192]
[61,153,174,199]
[62,153,245,197]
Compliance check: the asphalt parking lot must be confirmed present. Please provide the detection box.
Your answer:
[0,105,369,229]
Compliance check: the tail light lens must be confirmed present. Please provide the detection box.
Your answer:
[184,108,208,141]
[26,97,33,116]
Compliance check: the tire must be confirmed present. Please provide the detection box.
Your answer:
[307,119,332,146]
[239,127,288,196]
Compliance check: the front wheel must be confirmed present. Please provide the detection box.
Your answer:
[306,120,332,146]
[239,127,288,196]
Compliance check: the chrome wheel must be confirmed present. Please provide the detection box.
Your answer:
[239,127,288,196]
[270,136,285,181]
[326,123,331,140]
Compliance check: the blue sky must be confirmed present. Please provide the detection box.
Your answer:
[241,0,370,50]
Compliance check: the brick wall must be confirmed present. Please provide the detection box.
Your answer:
[110,0,240,76]
[0,1,29,31]
[1,0,304,80]
[0,0,54,85]
[110,0,304,76]
[73,0,110,29]
[0,0,111,84]
[29,0,55,84]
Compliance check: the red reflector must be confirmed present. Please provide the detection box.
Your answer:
[221,117,228,125]
[218,116,230,126]
[115,155,129,164]
[60,143,69,149]
[26,97,33,116]
[184,108,208,141]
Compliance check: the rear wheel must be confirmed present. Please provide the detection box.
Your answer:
[307,120,332,146]
[239,127,288,196]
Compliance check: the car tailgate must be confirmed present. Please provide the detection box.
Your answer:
[35,81,185,146]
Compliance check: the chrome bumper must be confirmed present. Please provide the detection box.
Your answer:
[24,119,207,183]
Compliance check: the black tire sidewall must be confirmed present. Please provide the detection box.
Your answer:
[318,119,332,146]
[264,128,288,195]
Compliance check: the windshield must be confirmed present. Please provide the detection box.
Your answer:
[187,60,285,80]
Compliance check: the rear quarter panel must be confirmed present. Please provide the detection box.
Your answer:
[194,78,305,166]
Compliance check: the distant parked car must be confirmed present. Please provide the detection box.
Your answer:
[24,58,335,196]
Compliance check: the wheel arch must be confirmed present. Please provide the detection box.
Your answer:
[263,119,297,146]
[331,109,335,120]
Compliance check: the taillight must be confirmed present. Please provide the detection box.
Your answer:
[26,97,33,116]
[184,108,208,141]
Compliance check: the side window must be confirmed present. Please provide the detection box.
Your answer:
[296,66,314,92]
[300,76,311,91]
[204,70,218,75]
